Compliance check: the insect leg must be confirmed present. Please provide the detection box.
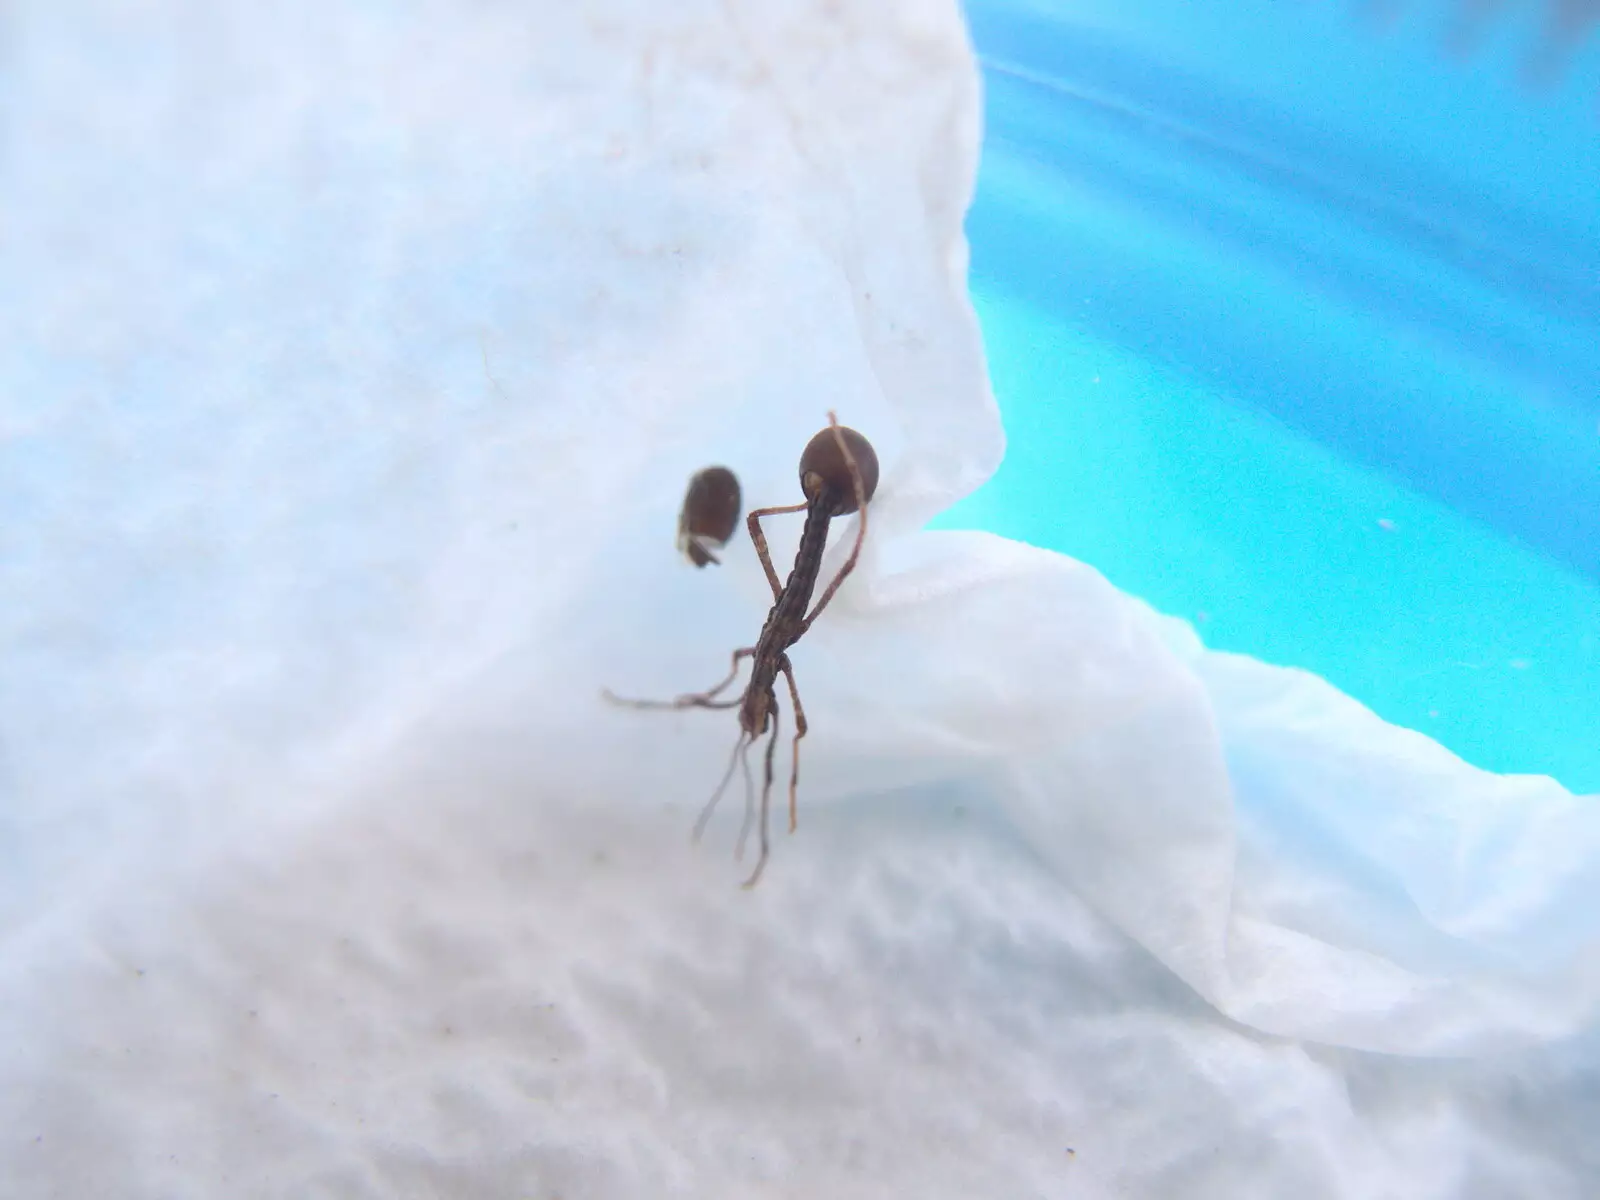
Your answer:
[740,691,781,890]
[779,654,808,835]
[747,500,808,600]
[601,645,755,711]
[799,414,871,633]
[693,730,753,844]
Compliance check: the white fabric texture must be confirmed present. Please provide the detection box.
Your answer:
[3,1,1597,1196]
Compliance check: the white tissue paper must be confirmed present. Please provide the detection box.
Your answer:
[4,1,1598,1196]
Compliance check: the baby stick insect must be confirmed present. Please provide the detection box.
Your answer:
[603,412,880,889]
[677,466,742,568]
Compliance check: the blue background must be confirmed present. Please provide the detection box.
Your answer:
[941,0,1600,791]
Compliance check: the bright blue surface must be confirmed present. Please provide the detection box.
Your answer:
[944,0,1600,792]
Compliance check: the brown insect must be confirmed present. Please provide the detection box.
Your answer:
[603,412,880,888]
[677,465,742,567]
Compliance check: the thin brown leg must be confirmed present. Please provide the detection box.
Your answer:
[602,645,755,711]
[779,655,807,835]
[693,730,753,844]
[799,414,871,634]
[733,711,772,862]
[741,694,781,890]
[747,500,808,600]
[733,735,757,863]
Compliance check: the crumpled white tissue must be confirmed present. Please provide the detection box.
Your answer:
[3,0,1598,1196]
